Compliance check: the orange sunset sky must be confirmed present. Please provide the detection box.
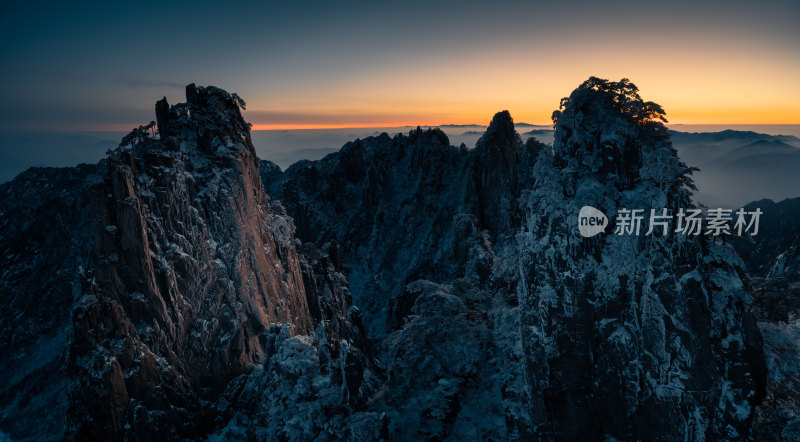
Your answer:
[1,0,798,131]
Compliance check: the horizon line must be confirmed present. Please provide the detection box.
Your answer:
[5,122,800,133]
[251,122,800,131]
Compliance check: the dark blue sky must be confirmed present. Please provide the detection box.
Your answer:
[1,0,798,130]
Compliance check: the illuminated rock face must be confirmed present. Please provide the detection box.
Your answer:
[0,85,376,440]
[0,80,772,440]
[67,85,318,439]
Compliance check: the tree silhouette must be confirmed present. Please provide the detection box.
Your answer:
[118,121,157,148]
[552,77,668,125]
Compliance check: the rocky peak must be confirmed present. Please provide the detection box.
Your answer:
[154,96,172,138]
[468,110,523,237]
[405,125,450,146]
[153,83,253,157]
[480,110,516,148]
[0,85,371,440]
[551,77,684,196]
[513,77,765,439]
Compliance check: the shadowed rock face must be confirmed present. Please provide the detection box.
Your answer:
[263,79,767,440]
[729,198,800,439]
[515,80,766,440]
[262,115,541,337]
[467,110,523,236]
[0,164,99,440]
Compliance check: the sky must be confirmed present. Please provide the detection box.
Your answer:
[1,0,799,131]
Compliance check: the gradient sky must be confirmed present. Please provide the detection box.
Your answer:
[1,0,798,130]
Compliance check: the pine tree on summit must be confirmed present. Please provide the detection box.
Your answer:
[552,76,668,125]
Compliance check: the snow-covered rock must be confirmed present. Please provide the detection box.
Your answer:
[265,77,767,440]
[0,79,776,440]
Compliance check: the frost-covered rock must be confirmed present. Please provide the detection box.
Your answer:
[729,197,800,438]
[0,79,775,440]
[213,323,385,441]
[0,165,99,440]
[263,119,542,338]
[266,77,767,440]
[510,77,765,439]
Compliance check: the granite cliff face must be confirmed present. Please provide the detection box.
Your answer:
[0,79,778,440]
[68,84,321,439]
[0,85,375,440]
